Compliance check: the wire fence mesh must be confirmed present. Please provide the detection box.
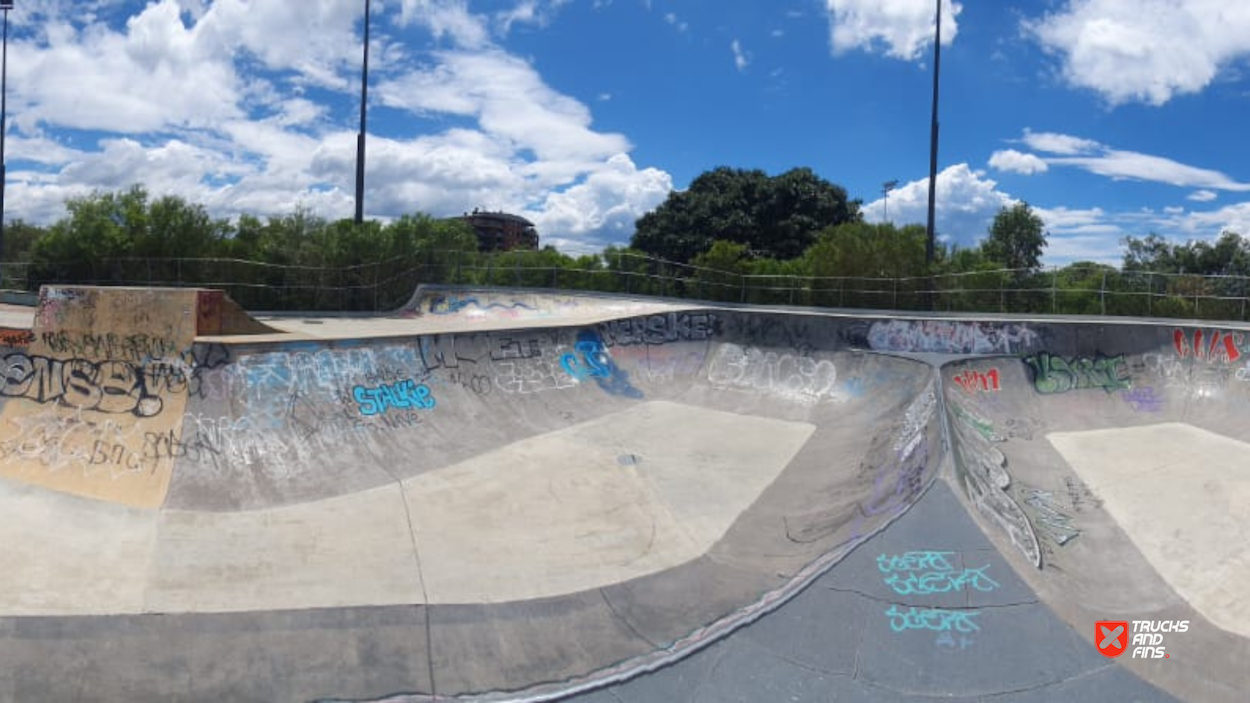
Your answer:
[4,252,1248,322]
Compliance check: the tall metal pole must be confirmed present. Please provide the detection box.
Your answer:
[0,3,11,274]
[925,0,941,264]
[354,0,370,225]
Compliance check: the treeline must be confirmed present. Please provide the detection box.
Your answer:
[4,182,1250,320]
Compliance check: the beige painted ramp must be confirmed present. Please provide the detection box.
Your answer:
[0,287,201,508]
[406,400,815,604]
[1048,422,1250,637]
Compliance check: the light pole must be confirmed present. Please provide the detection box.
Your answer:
[354,0,370,225]
[882,179,898,224]
[0,0,12,278]
[925,0,942,265]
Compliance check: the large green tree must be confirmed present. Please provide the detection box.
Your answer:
[1123,230,1250,276]
[983,201,1047,271]
[631,166,861,262]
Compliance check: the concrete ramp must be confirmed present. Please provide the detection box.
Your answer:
[0,287,1244,702]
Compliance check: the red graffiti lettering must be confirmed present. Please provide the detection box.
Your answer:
[1173,328,1242,363]
[952,368,1000,393]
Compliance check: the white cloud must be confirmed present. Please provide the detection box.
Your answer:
[1026,0,1250,106]
[1050,150,1250,192]
[989,149,1049,175]
[2,0,673,253]
[731,39,750,72]
[529,153,672,251]
[494,1,573,34]
[1020,129,1101,156]
[825,0,960,61]
[396,0,490,48]
[863,163,1012,244]
[1189,189,1218,202]
[1001,130,1250,193]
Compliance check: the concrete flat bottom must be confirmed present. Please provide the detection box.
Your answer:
[1048,422,1250,638]
[408,400,815,603]
[0,401,813,615]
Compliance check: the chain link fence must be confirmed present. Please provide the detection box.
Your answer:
[4,252,1249,321]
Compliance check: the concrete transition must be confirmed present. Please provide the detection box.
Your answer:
[0,285,1245,702]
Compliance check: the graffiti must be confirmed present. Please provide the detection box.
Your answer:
[1021,486,1080,546]
[876,551,954,573]
[352,379,435,416]
[1173,328,1242,363]
[949,399,1042,568]
[952,368,1000,393]
[0,352,165,417]
[420,332,590,395]
[448,371,492,396]
[867,320,1039,354]
[428,294,535,316]
[1137,352,1187,387]
[882,566,999,596]
[612,344,709,383]
[935,631,977,651]
[0,328,34,348]
[560,331,643,398]
[727,315,815,352]
[1,407,146,478]
[865,386,936,518]
[597,312,720,347]
[885,605,980,634]
[877,551,1000,596]
[1022,352,1129,394]
[1064,476,1102,514]
[1121,386,1163,412]
[707,343,839,403]
[560,343,611,380]
[173,415,292,473]
[40,331,182,363]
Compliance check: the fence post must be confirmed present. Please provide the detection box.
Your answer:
[1148,272,1153,317]
[893,277,898,310]
[740,274,746,303]
[1000,270,1007,313]
[1051,267,1058,314]
[1100,270,1107,316]
[789,278,795,306]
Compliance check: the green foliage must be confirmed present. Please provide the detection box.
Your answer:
[631,166,861,263]
[802,222,928,308]
[2,220,47,261]
[983,202,1047,272]
[692,240,750,301]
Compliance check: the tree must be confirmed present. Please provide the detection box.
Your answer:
[631,166,861,262]
[983,202,1047,272]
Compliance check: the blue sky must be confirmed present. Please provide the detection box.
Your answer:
[6,1,1250,265]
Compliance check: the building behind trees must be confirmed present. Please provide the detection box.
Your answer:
[459,209,539,252]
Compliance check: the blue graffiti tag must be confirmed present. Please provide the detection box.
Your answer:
[428,294,535,316]
[353,379,436,416]
[877,550,1000,596]
[885,605,980,634]
[559,330,643,398]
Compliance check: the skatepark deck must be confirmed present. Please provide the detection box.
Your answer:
[0,285,1244,702]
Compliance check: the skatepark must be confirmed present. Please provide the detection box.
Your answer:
[0,284,1246,702]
